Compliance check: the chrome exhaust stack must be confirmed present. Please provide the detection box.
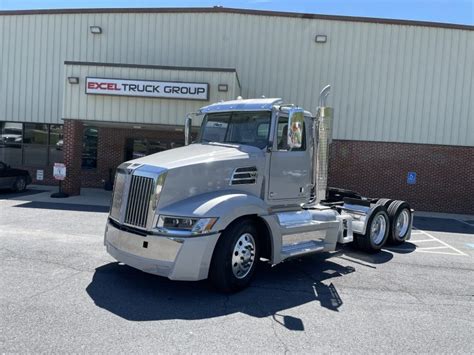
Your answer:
[314,85,333,204]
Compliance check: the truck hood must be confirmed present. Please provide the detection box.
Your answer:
[130,143,263,170]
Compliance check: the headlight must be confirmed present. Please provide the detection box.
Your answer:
[157,215,218,235]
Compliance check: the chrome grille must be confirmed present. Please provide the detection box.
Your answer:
[124,175,155,228]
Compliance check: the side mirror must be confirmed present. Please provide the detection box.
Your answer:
[184,116,192,146]
[287,108,304,149]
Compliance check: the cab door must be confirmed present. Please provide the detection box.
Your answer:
[268,115,312,201]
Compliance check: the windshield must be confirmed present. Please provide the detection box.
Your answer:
[198,111,271,149]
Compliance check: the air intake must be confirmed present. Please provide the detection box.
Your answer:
[230,167,257,185]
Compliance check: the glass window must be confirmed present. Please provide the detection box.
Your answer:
[125,138,147,160]
[200,114,229,143]
[82,127,98,169]
[0,122,23,166]
[24,123,48,145]
[148,140,168,155]
[124,137,183,161]
[49,146,64,164]
[1,122,65,167]
[49,125,63,145]
[277,116,306,151]
[199,111,271,149]
[49,125,63,164]
[23,145,48,166]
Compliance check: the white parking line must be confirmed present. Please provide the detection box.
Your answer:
[387,228,468,256]
[415,250,465,256]
[411,228,468,256]
[416,246,449,250]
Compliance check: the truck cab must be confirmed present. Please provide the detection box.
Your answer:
[104,88,413,292]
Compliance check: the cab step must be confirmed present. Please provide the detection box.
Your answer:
[281,240,325,259]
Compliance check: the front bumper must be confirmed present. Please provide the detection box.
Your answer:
[104,220,220,281]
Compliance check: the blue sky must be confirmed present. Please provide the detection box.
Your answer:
[0,0,472,25]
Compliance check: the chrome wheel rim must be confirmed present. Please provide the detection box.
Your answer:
[232,233,256,279]
[370,214,387,245]
[16,178,26,191]
[395,209,410,238]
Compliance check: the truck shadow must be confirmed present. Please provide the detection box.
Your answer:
[86,253,355,326]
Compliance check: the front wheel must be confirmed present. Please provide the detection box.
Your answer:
[353,205,390,253]
[13,176,27,192]
[209,219,259,293]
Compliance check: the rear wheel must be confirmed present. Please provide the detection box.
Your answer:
[209,219,260,293]
[387,200,412,244]
[13,176,27,192]
[353,205,390,253]
[376,198,393,209]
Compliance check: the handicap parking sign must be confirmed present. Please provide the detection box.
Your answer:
[407,172,416,185]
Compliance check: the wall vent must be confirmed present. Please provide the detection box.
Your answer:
[230,167,257,185]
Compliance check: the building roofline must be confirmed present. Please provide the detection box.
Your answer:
[64,61,238,73]
[1,6,472,31]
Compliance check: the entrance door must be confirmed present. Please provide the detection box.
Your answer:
[268,116,312,201]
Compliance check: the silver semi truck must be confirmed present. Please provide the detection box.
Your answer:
[104,86,413,292]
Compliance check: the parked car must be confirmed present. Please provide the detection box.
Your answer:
[56,139,63,150]
[0,161,32,192]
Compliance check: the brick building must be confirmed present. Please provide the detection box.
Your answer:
[0,7,472,213]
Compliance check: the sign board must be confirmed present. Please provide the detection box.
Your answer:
[36,170,44,181]
[407,172,417,185]
[53,163,66,181]
[85,77,209,101]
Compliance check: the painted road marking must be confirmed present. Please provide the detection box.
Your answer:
[411,228,468,256]
[416,246,451,250]
[387,228,468,256]
[415,250,466,256]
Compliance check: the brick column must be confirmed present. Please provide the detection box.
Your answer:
[62,119,83,196]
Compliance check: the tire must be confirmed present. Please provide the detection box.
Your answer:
[13,176,27,192]
[353,205,390,253]
[387,200,412,245]
[209,219,260,293]
[376,198,393,209]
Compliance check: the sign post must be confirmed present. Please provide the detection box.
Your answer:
[51,163,69,198]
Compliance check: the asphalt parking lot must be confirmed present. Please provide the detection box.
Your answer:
[1,188,473,353]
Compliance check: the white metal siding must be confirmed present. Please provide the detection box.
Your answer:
[0,12,472,146]
[62,64,238,125]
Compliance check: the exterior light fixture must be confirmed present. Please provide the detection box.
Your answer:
[90,26,102,34]
[218,84,228,92]
[67,77,79,84]
[315,35,327,43]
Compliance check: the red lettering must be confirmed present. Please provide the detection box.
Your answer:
[88,81,121,91]
[107,83,120,91]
